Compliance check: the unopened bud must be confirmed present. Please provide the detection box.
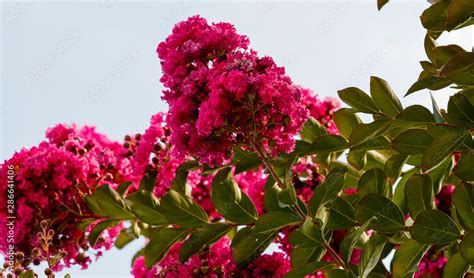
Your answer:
[40,220,48,229]
[45,268,53,275]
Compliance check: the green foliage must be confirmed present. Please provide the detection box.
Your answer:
[411,210,461,244]
[144,227,188,268]
[158,190,209,228]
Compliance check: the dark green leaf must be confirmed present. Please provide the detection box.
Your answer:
[393,168,418,212]
[453,153,474,181]
[421,128,469,171]
[393,105,435,128]
[391,129,434,155]
[254,211,302,234]
[405,76,452,96]
[158,190,209,228]
[285,262,335,278]
[405,174,435,218]
[179,222,232,263]
[385,154,408,183]
[338,87,379,114]
[411,210,460,245]
[232,230,276,267]
[447,92,474,128]
[233,148,261,174]
[116,182,133,196]
[446,0,474,31]
[127,191,167,225]
[290,218,326,247]
[420,1,450,31]
[370,76,402,117]
[333,108,362,139]
[308,134,348,153]
[429,157,453,193]
[391,240,430,278]
[358,168,389,198]
[359,235,389,278]
[341,217,375,264]
[326,197,357,230]
[347,150,367,170]
[308,167,348,217]
[115,228,138,249]
[452,183,474,231]
[355,194,405,233]
[85,185,134,219]
[460,230,474,264]
[444,252,470,277]
[170,161,200,194]
[377,0,389,10]
[301,117,327,143]
[351,136,390,152]
[88,219,120,247]
[325,269,356,278]
[139,171,158,192]
[144,228,188,268]
[349,119,391,147]
[211,168,258,224]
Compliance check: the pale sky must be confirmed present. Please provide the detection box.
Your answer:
[1,1,472,277]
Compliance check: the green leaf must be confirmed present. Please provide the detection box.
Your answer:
[421,128,469,171]
[85,185,134,219]
[405,76,452,96]
[391,240,430,278]
[126,191,168,225]
[431,93,445,123]
[444,252,470,277]
[333,108,362,139]
[405,174,435,218]
[308,134,348,153]
[429,157,453,193]
[308,167,348,217]
[254,211,302,234]
[232,229,276,266]
[452,183,474,231]
[301,117,327,143]
[447,92,474,128]
[19,270,35,278]
[453,153,474,181]
[446,0,474,31]
[460,230,474,264]
[391,129,434,155]
[211,168,258,224]
[289,217,326,247]
[340,217,375,264]
[358,168,389,198]
[338,87,379,114]
[349,119,391,147]
[370,76,402,117]
[285,262,335,278]
[326,197,357,230]
[233,148,261,174]
[411,210,460,245]
[377,0,389,10]
[116,181,133,196]
[290,245,325,269]
[351,136,390,152]
[355,194,405,233]
[359,235,389,278]
[347,150,367,170]
[393,105,435,128]
[144,227,188,268]
[385,154,408,183]
[170,161,200,194]
[158,189,209,228]
[393,168,418,212]
[88,219,120,247]
[139,171,158,192]
[115,228,137,249]
[325,269,356,278]
[179,222,232,263]
[420,1,450,31]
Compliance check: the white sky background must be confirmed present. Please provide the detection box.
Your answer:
[0,0,472,277]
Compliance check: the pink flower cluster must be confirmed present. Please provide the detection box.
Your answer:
[0,124,128,270]
[158,15,309,166]
[131,237,291,278]
[300,88,340,135]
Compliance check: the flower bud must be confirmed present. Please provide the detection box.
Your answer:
[45,268,53,275]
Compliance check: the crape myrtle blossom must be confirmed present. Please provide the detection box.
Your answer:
[0,124,128,270]
[158,15,309,166]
